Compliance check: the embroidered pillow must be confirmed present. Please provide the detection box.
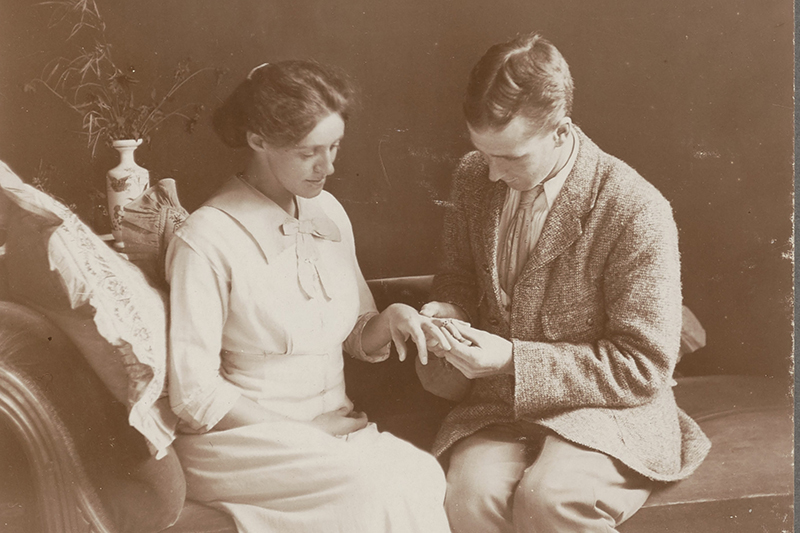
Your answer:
[0,160,177,458]
[119,178,189,286]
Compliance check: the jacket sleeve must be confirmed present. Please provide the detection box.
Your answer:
[417,154,483,400]
[430,153,482,322]
[512,196,683,417]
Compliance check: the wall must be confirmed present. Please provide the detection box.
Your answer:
[0,0,793,379]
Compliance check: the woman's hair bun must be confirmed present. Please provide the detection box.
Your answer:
[212,60,355,149]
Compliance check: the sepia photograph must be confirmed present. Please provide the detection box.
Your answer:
[0,1,793,532]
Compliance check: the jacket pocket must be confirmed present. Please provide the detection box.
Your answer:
[540,297,603,342]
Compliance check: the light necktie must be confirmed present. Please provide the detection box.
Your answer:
[280,216,341,300]
[498,184,549,296]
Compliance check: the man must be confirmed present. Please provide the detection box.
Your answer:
[417,33,710,532]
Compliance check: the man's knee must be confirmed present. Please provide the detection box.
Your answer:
[445,452,521,533]
[512,436,652,532]
[513,460,590,530]
[445,465,511,532]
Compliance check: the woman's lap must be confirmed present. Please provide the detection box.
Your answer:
[174,420,449,532]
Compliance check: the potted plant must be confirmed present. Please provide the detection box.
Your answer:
[25,0,223,240]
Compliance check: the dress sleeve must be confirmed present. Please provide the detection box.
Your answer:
[343,310,390,362]
[165,235,241,432]
[333,196,390,362]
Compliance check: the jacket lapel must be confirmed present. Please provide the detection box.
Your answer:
[522,128,601,275]
[481,179,507,306]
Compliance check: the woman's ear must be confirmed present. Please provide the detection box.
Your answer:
[246,131,269,152]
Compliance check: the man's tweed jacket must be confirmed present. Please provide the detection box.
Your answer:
[422,127,710,482]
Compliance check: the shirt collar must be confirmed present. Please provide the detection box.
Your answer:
[541,129,579,210]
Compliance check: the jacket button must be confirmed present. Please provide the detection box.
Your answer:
[483,264,491,273]
[587,318,594,325]
[489,317,499,326]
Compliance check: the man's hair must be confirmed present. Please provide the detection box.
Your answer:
[463,33,573,132]
[213,59,355,148]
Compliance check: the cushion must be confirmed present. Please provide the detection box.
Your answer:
[678,305,706,362]
[0,160,177,458]
[119,178,189,286]
[618,375,793,532]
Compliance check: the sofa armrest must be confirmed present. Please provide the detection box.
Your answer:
[346,276,452,450]
[0,300,189,533]
[366,275,434,311]
[0,301,118,532]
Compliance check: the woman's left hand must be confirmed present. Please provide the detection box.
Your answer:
[384,303,452,365]
[310,407,368,436]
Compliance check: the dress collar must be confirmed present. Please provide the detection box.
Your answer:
[203,175,337,263]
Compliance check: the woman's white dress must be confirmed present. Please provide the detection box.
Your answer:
[165,176,449,533]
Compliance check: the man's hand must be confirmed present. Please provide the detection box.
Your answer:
[439,321,514,379]
[420,301,470,322]
[420,302,471,358]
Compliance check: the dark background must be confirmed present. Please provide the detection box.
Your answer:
[0,0,793,381]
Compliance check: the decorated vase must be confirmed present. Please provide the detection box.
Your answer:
[107,139,150,243]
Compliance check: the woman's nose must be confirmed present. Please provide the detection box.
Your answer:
[316,153,335,176]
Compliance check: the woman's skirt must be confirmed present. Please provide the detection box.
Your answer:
[174,420,450,533]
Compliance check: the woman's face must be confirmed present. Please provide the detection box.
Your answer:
[255,113,345,202]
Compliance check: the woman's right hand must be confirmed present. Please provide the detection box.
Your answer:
[310,407,369,436]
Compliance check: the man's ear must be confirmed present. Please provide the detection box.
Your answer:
[246,131,269,152]
[554,117,572,146]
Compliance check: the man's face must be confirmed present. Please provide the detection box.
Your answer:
[468,115,563,192]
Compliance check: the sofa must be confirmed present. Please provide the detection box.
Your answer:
[0,165,792,532]
[0,272,792,532]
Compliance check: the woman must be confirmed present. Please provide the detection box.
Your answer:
[165,60,451,532]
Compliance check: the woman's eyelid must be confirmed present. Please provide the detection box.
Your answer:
[299,142,340,156]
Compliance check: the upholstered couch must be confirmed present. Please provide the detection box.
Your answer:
[0,272,792,532]
[0,164,792,532]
